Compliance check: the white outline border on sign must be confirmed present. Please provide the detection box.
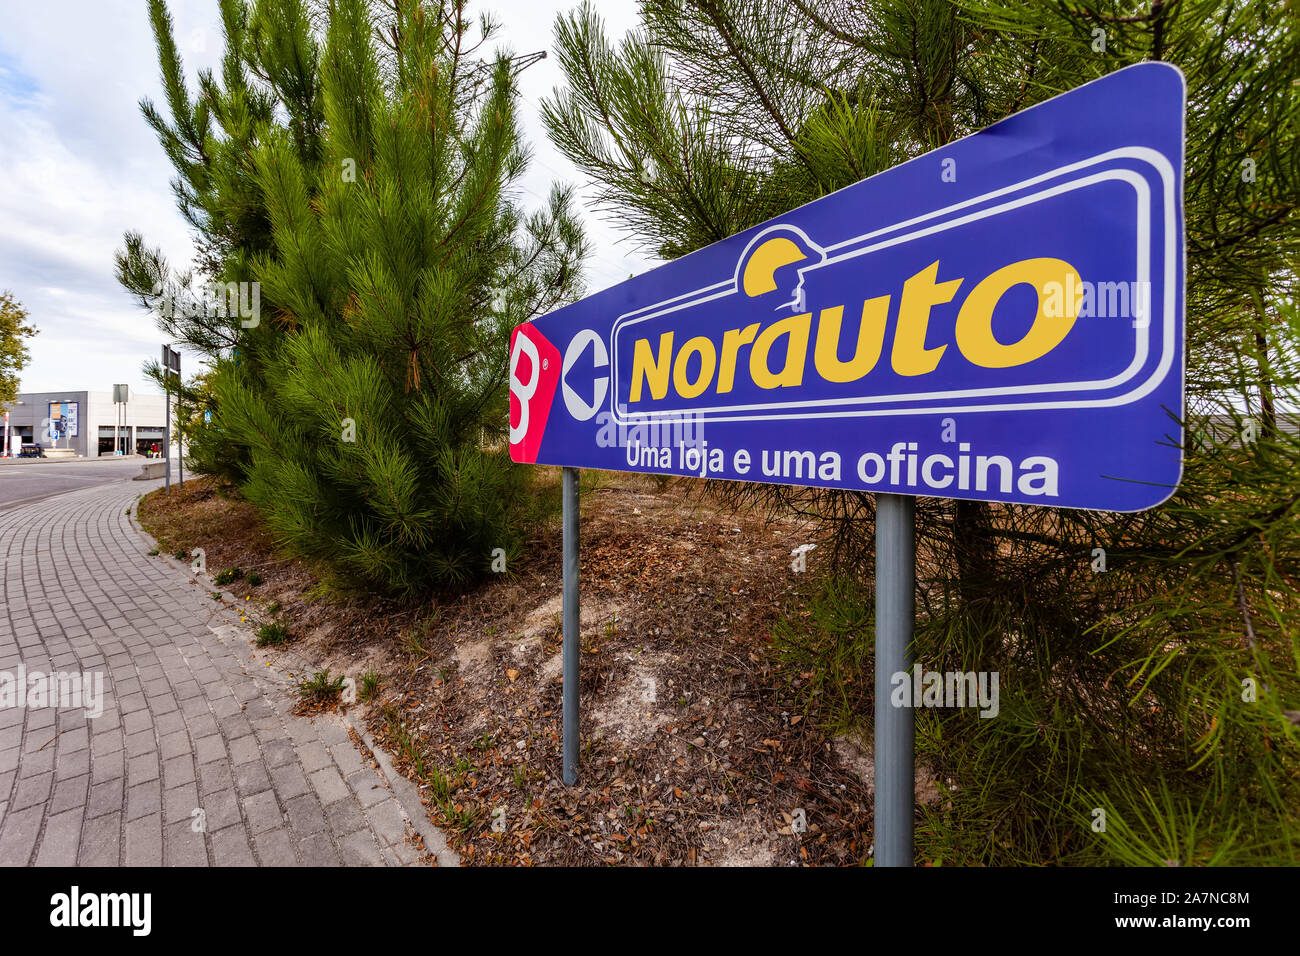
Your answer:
[609,146,1177,425]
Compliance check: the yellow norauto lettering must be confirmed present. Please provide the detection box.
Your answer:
[955,258,1081,368]
[673,336,717,399]
[814,297,889,383]
[718,323,760,394]
[892,261,962,376]
[630,331,673,402]
[624,255,1086,407]
[751,312,812,389]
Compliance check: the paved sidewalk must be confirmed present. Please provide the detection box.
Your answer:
[0,479,452,866]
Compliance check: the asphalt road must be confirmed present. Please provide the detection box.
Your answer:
[0,458,157,511]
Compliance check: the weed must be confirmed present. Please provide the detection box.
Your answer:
[359,667,380,701]
[302,582,332,602]
[772,574,872,736]
[383,708,427,777]
[442,803,480,832]
[147,549,159,556]
[446,760,471,794]
[404,627,431,660]
[426,763,451,803]
[246,571,264,587]
[214,567,244,586]
[298,669,346,704]
[382,707,479,832]
[256,622,289,647]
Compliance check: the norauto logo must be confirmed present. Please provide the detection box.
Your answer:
[509,323,560,463]
[611,153,1175,424]
[627,229,1083,396]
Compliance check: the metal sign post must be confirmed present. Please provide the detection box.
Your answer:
[506,64,1186,828]
[874,493,915,866]
[178,393,184,489]
[164,383,171,492]
[162,346,181,491]
[113,384,129,456]
[562,467,580,785]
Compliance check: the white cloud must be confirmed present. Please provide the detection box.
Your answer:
[0,0,658,396]
[0,0,216,395]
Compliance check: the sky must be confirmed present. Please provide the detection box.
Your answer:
[0,0,657,399]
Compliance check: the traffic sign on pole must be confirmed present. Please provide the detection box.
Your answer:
[507,64,1186,851]
[511,63,1185,512]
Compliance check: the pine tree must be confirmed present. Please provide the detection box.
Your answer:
[543,0,1299,864]
[119,0,587,594]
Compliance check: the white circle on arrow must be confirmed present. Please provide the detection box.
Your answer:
[562,329,609,422]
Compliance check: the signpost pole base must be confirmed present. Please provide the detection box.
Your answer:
[874,493,915,867]
[164,386,171,494]
[562,466,580,786]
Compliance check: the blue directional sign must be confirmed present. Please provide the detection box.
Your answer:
[510,63,1185,511]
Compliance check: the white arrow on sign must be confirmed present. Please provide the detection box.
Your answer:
[561,328,609,422]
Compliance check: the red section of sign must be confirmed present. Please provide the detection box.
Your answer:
[508,323,561,463]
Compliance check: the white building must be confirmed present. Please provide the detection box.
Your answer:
[3,389,170,457]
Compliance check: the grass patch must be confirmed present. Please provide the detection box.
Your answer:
[383,706,480,833]
[298,669,346,704]
[255,622,289,647]
[214,567,244,586]
[772,574,873,736]
[359,667,381,701]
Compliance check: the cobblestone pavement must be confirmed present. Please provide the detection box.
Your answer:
[0,479,453,866]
